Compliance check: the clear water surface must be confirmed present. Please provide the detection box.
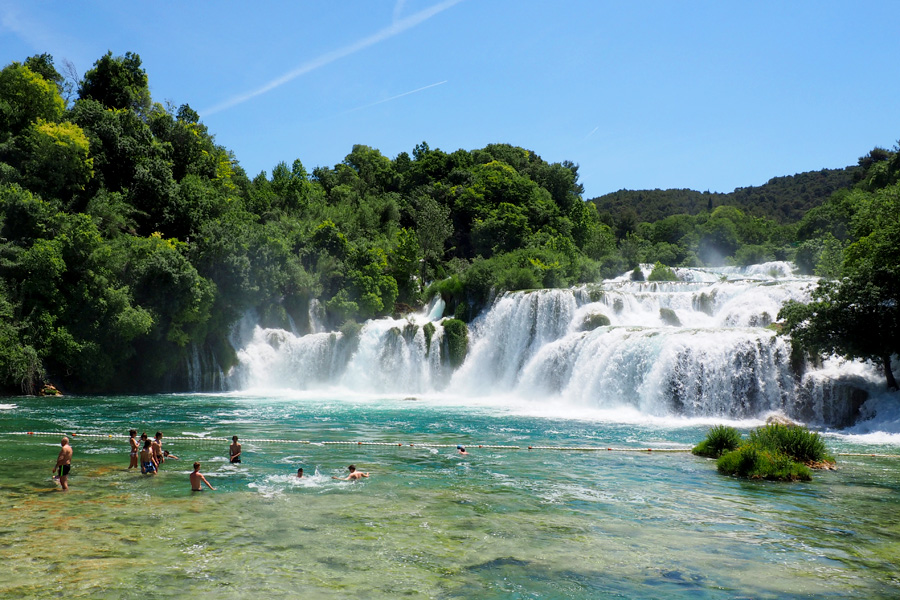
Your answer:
[1,393,899,599]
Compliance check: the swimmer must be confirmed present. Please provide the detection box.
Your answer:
[457,445,468,456]
[53,437,73,491]
[332,464,369,481]
[128,429,139,469]
[229,435,242,464]
[296,467,304,478]
[163,450,179,460]
[190,462,215,491]
[140,440,156,475]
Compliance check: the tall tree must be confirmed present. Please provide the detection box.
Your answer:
[79,51,150,113]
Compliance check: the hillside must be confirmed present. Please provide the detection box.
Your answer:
[590,167,857,224]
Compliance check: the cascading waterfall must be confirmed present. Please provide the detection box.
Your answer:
[224,262,884,425]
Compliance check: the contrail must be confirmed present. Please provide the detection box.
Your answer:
[202,0,464,116]
[342,80,448,114]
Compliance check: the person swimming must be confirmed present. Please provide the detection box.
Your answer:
[332,465,369,481]
[457,445,468,455]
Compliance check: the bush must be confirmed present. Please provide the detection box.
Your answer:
[441,318,468,369]
[647,261,678,282]
[704,422,833,481]
[659,307,681,326]
[579,312,610,331]
[422,322,436,354]
[716,443,812,481]
[692,425,742,458]
[748,423,834,465]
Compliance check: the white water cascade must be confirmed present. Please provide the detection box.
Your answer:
[226,263,884,425]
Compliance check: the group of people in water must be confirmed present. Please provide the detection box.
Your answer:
[53,433,471,492]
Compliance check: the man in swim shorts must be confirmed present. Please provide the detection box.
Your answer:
[53,437,73,491]
[229,435,242,464]
[152,432,164,468]
[190,462,215,491]
[332,464,369,481]
[140,440,156,475]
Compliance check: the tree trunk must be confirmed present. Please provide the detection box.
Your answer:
[883,355,899,391]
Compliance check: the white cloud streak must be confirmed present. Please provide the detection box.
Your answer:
[202,0,464,116]
[341,80,447,115]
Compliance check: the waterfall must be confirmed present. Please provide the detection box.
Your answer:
[184,343,226,392]
[225,263,885,425]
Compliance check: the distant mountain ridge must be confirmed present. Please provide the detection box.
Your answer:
[589,167,857,224]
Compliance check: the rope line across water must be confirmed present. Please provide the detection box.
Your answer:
[5,431,899,457]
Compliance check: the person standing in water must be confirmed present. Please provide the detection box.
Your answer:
[190,462,215,491]
[128,430,139,469]
[53,437,73,491]
[332,465,369,481]
[152,432,164,469]
[140,440,156,475]
[296,467,304,478]
[229,435,242,464]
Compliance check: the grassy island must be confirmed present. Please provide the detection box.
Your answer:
[694,423,835,481]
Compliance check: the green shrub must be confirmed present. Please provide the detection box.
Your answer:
[748,423,834,465]
[647,261,678,282]
[442,318,468,369]
[659,307,681,326]
[422,322,436,355]
[716,443,812,481]
[692,425,742,458]
[579,312,610,331]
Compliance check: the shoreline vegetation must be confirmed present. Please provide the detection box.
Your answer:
[0,51,897,400]
[693,422,836,481]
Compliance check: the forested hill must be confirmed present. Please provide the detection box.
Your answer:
[590,167,856,225]
[0,50,897,395]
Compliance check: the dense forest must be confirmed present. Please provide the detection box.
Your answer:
[590,168,857,226]
[0,52,897,394]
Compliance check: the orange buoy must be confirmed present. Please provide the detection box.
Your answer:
[27,432,33,435]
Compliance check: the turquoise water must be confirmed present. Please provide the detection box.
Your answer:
[1,393,899,599]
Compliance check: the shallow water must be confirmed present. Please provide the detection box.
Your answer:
[1,394,899,599]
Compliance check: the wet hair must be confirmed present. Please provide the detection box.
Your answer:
[232,435,239,441]
[297,468,303,476]
[140,432,147,440]
[129,429,137,437]
[143,440,152,449]
[155,431,163,438]
[193,462,201,470]
[348,465,356,472]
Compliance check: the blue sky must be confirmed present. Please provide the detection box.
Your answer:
[2,1,898,198]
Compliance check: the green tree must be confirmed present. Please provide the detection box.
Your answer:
[780,183,900,390]
[18,120,94,201]
[79,51,151,113]
[0,62,65,139]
